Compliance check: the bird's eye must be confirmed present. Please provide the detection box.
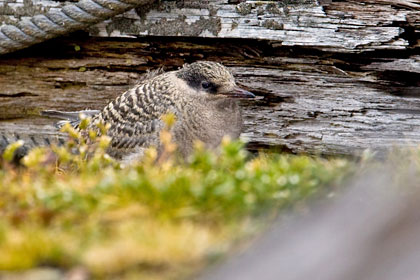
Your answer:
[201,81,211,89]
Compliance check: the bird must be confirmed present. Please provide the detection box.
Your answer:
[40,61,255,163]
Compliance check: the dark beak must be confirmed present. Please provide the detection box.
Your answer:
[228,86,256,98]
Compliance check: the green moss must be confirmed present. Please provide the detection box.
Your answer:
[262,19,284,30]
[107,14,222,37]
[0,121,352,279]
[235,3,253,16]
[231,20,239,30]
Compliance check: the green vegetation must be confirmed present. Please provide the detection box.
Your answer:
[0,117,351,279]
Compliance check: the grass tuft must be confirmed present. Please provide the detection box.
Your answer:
[0,119,352,279]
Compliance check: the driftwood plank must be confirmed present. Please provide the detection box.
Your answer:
[0,36,419,156]
[86,0,420,53]
[1,0,419,53]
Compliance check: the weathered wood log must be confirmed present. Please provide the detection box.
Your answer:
[0,35,418,156]
[1,0,419,53]
[93,0,420,53]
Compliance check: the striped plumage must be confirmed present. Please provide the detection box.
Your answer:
[86,61,255,162]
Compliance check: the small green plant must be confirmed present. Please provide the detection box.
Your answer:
[0,117,352,279]
[2,140,24,162]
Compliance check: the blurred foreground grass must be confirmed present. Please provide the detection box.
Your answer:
[0,121,351,279]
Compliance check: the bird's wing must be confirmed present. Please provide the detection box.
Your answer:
[93,81,178,159]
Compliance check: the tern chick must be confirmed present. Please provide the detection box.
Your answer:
[44,61,255,162]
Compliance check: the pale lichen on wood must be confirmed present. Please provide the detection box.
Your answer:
[0,0,418,53]
[0,0,57,25]
[88,0,419,53]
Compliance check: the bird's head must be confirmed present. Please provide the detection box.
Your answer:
[176,61,255,99]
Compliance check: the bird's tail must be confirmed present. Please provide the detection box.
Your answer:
[1,110,99,164]
[0,131,66,164]
[41,109,100,128]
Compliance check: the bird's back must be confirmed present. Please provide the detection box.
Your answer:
[88,73,179,160]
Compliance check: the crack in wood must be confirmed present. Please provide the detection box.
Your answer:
[0,92,38,97]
